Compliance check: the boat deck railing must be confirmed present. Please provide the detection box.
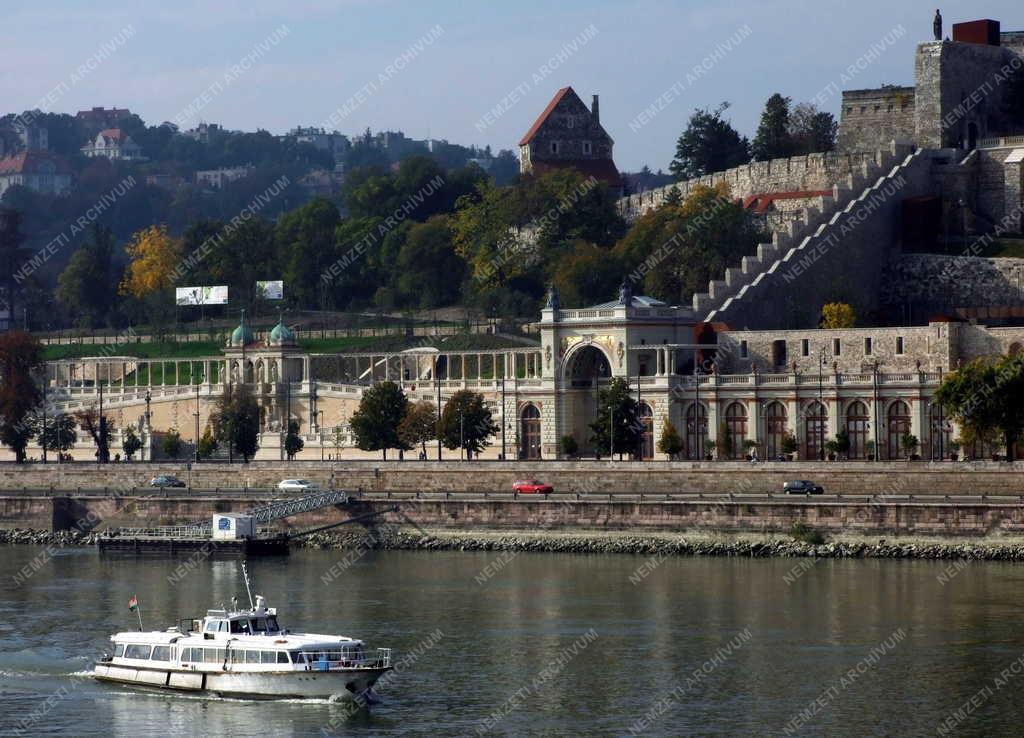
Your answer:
[301,647,391,670]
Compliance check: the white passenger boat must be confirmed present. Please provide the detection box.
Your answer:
[93,568,392,700]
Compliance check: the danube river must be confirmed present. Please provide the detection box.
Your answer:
[1,545,1023,737]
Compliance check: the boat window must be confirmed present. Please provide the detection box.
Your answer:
[219,621,229,633]
[266,616,279,632]
[217,649,227,661]
[203,648,218,663]
[261,651,277,664]
[124,645,151,660]
[113,644,124,657]
[277,652,289,664]
[254,618,268,632]
[230,619,251,634]
[204,621,218,633]
[151,646,170,661]
[245,649,260,664]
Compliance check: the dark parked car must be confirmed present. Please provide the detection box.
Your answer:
[150,475,186,488]
[783,480,824,495]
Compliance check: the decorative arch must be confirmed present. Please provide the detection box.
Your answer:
[846,401,870,459]
[519,404,541,460]
[561,342,613,385]
[764,401,787,459]
[724,401,747,459]
[804,400,827,461]
[886,400,911,459]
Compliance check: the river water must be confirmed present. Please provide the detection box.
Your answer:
[1,545,1023,737]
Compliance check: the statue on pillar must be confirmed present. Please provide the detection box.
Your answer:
[617,280,634,306]
[933,9,942,41]
[544,284,560,311]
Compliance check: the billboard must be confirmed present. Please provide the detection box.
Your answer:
[175,285,228,306]
[256,280,284,300]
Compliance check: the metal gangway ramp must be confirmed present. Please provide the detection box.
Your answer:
[109,489,354,539]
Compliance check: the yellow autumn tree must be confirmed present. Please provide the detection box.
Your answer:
[120,225,181,299]
[821,302,856,329]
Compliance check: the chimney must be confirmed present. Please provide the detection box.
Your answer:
[591,95,600,124]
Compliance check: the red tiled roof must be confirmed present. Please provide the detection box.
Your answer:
[97,128,125,142]
[742,190,833,214]
[529,158,623,188]
[0,150,72,176]
[518,86,574,147]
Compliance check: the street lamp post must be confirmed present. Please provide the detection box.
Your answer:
[41,378,47,464]
[194,382,200,464]
[459,405,464,461]
[694,366,702,460]
[610,404,615,461]
[500,376,506,460]
[318,410,325,461]
[817,346,830,461]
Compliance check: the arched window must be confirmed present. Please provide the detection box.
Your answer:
[928,402,951,460]
[804,401,827,461]
[887,400,911,460]
[686,403,707,460]
[846,401,869,460]
[638,403,653,460]
[765,402,787,460]
[724,402,747,460]
[519,404,541,460]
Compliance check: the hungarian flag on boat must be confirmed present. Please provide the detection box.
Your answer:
[128,595,138,612]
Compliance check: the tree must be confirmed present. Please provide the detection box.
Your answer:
[398,400,437,458]
[162,429,182,459]
[900,432,920,459]
[450,179,524,286]
[781,431,799,457]
[350,381,410,459]
[284,420,304,460]
[75,404,113,463]
[120,224,181,300]
[657,417,684,459]
[0,331,43,463]
[438,390,498,458]
[211,384,260,462]
[669,103,750,180]
[821,303,856,329]
[196,425,218,460]
[935,355,1024,461]
[549,242,622,308]
[122,425,142,461]
[394,217,467,309]
[589,378,641,459]
[560,434,579,458]
[56,224,118,328]
[789,102,838,154]
[276,199,341,310]
[751,93,793,161]
[39,413,77,460]
[834,428,851,459]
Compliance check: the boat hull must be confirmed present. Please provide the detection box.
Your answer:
[93,662,390,700]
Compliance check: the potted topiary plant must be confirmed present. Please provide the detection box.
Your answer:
[781,431,799,461]
[901,432,920,460]
[866,439,876,461]
[824,438,840,461]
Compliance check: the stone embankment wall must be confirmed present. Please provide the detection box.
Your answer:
[881,254,1024,314]
[3,492,1024,541]
[3,460,1024,496]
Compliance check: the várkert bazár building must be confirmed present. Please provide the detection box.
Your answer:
[25,15,1024,463]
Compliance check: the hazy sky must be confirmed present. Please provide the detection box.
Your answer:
[4,1,1021,171]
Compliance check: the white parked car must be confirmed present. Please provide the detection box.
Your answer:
[277,479,319,491]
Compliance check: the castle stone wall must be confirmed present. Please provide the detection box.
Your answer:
[838,87,916,152]
[881,254,1024,316]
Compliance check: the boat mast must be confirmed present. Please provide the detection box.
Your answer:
[241,562,255,610]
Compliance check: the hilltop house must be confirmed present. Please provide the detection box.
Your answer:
[81,128,144,161]
[0,151,72,197]
[518,86,622,195]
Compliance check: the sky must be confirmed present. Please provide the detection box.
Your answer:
[3,0,1021,171]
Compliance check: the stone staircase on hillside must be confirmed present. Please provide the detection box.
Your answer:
[704,146,932,327]
[690,145,908,319]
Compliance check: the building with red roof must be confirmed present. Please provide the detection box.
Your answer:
[81,128,144,161]
[0,150,72,197]
[518,86,622,195]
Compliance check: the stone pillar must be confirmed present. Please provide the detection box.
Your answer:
[1005,154,1023,234]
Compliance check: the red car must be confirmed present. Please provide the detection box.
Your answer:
[512,479,553,495]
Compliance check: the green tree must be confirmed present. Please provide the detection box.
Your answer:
[438,390,498,458]
[196,425,218,460]
[549,242,622,307]
[935,355,1024,461]
[0,331,43,463]
[39,412,78,459]
[122,424,142,460]
[276,198,342,310]
[162,429,182,459]
[669,103,750,180]
[613,183,764,305]
[75,404,113,463]
[398,400,437,458]
[450,179,523,286]
[56,224,118,328]
[559,434,579,458]
[789,102,838,154]
[751,93,793,161]
[657,417,684,459]
[284,420,304,460]
[394,217,467,308]
[589,378,641,459]
[350,381,410,459]
[211,384,260,462]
